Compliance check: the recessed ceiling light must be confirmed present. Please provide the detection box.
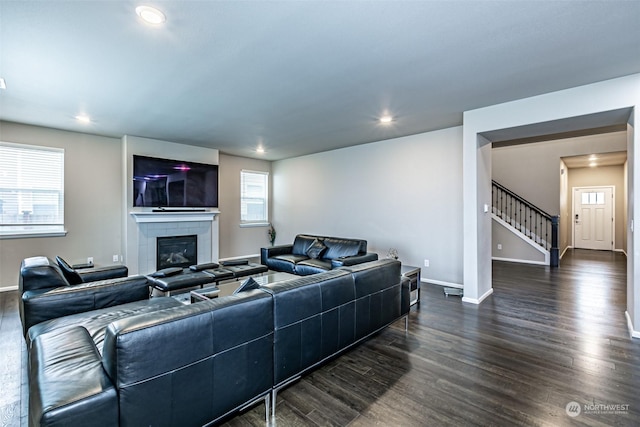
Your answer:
[256,146,265,154]
[75,115,91,123]
[588,155,598,161]
[136,5,166,25]
[0,78,6,90]
[379,115,393,124]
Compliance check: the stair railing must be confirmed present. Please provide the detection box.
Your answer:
[492,180,559,267]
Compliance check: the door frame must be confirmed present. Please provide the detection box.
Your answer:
[571,185,615,250]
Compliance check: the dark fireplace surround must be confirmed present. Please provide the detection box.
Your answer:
[156,235,197,270]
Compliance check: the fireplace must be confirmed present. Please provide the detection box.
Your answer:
[156,235,197,270]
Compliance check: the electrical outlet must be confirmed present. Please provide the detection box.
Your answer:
[87,257,93,265]
[424,259,430,267]
[497,244,502,250]
[113,254,119,263]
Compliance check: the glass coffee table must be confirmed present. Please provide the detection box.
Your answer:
[190,271,298,303]
[190,284,220,303]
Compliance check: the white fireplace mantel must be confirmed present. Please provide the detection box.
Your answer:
[128,209,220,275]
[130,210,220,223]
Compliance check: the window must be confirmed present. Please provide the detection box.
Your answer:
[240,170,268,225]
[0,142,65,237]
[581,191,605,205]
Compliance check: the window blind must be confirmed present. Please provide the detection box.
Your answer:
[240,170,268,223]
[0,142,65,235]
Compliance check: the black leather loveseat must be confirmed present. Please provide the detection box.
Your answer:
[25,258,409,426]
[261,233,378,275]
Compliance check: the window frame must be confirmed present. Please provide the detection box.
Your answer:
[0,141,67,239]
[239,169,269,227]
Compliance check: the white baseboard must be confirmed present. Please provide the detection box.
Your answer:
[0,285,18,293]
[219,254,260,262]
[625,311,640,339]
[492,256,547,266]
[462,287,494,305]
[420,278,463,289]
[614,248,628,256]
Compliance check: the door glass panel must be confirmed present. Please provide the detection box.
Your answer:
[596,192,605,205]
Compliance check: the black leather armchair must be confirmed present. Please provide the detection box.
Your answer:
[19,256,149,336]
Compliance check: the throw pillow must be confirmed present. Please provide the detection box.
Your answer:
[306,239,327,259]
[233,277,260,294]
[55,256,83,285]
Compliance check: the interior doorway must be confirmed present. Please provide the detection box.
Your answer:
[572,186,614,250]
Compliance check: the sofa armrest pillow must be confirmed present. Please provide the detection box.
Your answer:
[292,235,318,256]
[55,256,83,285]
[306,239,327,259]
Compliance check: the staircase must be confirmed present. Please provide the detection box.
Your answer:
[492,180,559,267]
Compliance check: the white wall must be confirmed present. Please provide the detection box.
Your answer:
[492,219,547,264]
[0,121,123,289]
[273,126,464,287]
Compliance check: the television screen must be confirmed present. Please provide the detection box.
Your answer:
[133,155,219,208]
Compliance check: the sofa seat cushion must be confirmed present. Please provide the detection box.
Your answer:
[273,254,308,264]
[27,297,182,352]
[295,259,332,276]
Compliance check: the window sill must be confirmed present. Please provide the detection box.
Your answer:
[239,222,270,228]
[0,230,68,240]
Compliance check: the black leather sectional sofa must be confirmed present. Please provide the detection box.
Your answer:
[261,233,379,275]
[22,258,409,427]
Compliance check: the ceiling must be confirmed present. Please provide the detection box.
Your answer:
[1,1,639,161]
[562,151,628,169]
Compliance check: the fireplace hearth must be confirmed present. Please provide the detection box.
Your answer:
[157,235,197,270]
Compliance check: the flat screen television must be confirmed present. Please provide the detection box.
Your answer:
[133,155,219,208]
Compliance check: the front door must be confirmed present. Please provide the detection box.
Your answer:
[573,187,614,250]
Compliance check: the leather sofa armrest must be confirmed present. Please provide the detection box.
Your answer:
[261,244,294,263]
[78,265,129,283]
[331,252,379,269]
[21,275,149,336]
[29,326,118,427]
[400,276,411,316]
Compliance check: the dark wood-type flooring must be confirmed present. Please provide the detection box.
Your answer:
[1,249,639,426]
